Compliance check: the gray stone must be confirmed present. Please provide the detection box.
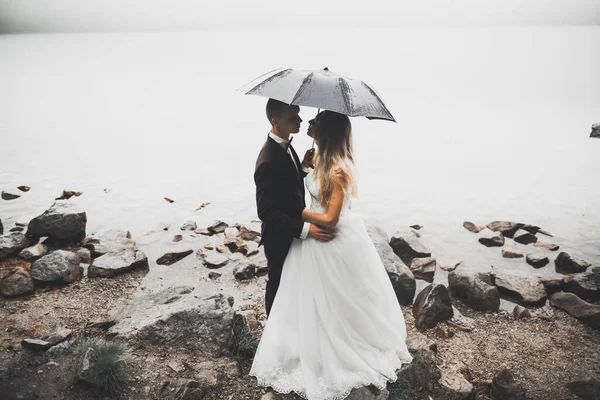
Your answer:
[389,231,431,265]
[156,249,193,266]
[513,305,532,319]
[437,257,462,272]
[0,232,36,260]
[564,267,600,301]
[478,228,505,247]
[540,277,564,293]
[21,339,52,351]
[108,285,234,354]
[448,269,500,312]
[74,247,91,264]
[439,361,474,399]
[410,257,436,282]
[463,221,484,233]
[88,249,148,278]
[406,332,437,353]
[82,229,134,258]
[44,327,72,345]
[224,235,244,253]
[533,241,559,251]
[0,267,34,297]
[207,220,228,234]
[76,347,98,387]
[26,201,87,244]
[346,386,389,400]
[1,191,20,200]
[239,225,261,241]
[31,250,81,284]
[555,252,591,274]
[18,243,49,260]
[208,271,221,280]
[197,249,229,269]
[525,253,549,268]
[567,378,600,399]
[180,220,197,231]
[550,292,600,329]
[491,369,527,400]
[513,229,537,244]
[367,224,416,306]
[413,284,453,331]
[233,261,257,280]
[491,266,547,306]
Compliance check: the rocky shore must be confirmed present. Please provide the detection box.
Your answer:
[0,198,599,399]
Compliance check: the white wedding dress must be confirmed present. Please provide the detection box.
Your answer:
[250,169,412,400]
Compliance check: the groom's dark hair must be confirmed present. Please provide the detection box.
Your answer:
[266,98,293,125]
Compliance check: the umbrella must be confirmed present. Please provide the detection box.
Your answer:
[243,67,396,122]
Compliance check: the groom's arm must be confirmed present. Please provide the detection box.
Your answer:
[255,162,304,239]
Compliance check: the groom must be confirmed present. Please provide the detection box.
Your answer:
[255,99,335,317]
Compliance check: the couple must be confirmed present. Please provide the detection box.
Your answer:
[250,99,412,400]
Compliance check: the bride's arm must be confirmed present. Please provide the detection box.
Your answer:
[301,181,345,229]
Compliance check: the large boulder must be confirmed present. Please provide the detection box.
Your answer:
[31,250,81,284]
[491,369,528,400]
[478,228,504,247]
[409,257,436,282]
[108,285,235,354]
[82,230,135,258]
[88,249,148,278]
[0,267,34,297]
[555,252,591,274]
[448,269,500,312]
[550,292,600,329]
[18,243,49,261]
[413,284,453,331]
[563,267,600,301]
[389,231,431,265]
[26,201,87,245]
[367,224,416,305]
[490,266,547,306]
[0,232,36,260]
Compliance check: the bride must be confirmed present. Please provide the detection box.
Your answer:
[250,110,412,400]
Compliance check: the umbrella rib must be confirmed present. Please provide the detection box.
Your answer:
[245,69,292,95]
[338,78,354,116]
[360,81,395,122]
[290,72,315,105]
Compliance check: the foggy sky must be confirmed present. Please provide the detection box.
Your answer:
[1,0,599,33]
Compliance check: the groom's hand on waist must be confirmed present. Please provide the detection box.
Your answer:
[308,224,335,242]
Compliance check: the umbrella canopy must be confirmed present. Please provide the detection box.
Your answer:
[244,67,396,122]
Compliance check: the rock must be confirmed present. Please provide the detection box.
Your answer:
[437,258,462,272]
[567,378,600,399]
[413,284,453,331]
[410,224,423,230]
[410,348,441,393]
[204,243,214,250]
[195,228,212,236]
[44,327,72,345]
[173,235,183,243]
[55,190,83,200]
[463,221,484,233]
[235,242,250,255]
[208,271,221,280]
[21,339,53,352]
[108,286,234,354]
[491,266,547,306]
[245,241,259,257]
[525,253,549,268]
[448,269,500,312]
[224,235,244,253]
[1,191,20,200]
[550,292,600,328]
[164,197,174,203]
[156,249,193,266]
[197,249,229,269]
[0,218,3,235]
[17,185,30,192]
[513,305,531,319]
[233,261,257,280]
[590,122,600,138]
[9,226,23,232]
[448,307,476,332]
[346,386,389,399]
[502,248,524,259]
[564,267,600,301]
[18,243,49,260]
[216,245,229,253]
[491,369,527,400]
[555,252,591,274]
[389,231,431,265]
[208,220,228,234]
[478,228,505,247]
[238,225,260,241]
[540,277,564,293]
[180,221,197,231]
[0,232,36,260]
[410,257,436,282]
[74,247,91,264]
[367,224,416,306]
[195,202,211,211]
[26,201,87,245]
[88,249,148,278]
[533,241,559,251]
[76,347,98,386]
[486,221,523,238]
[82,229,134,258]
[439,361,474,399]
[31,250,81,284]
[229,253,244,262]
[406,332,437,353]
[513,229,537,244]
[0,267,34,297]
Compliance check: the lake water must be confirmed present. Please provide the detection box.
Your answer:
[1,27,599,278]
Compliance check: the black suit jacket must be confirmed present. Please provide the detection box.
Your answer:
[254,136,308,250]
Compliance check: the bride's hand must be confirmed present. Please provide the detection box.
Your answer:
[302,149,315,169]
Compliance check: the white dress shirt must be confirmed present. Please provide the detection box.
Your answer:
[269,132,310,240]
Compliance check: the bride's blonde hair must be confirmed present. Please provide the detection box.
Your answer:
[313,111,357,208]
